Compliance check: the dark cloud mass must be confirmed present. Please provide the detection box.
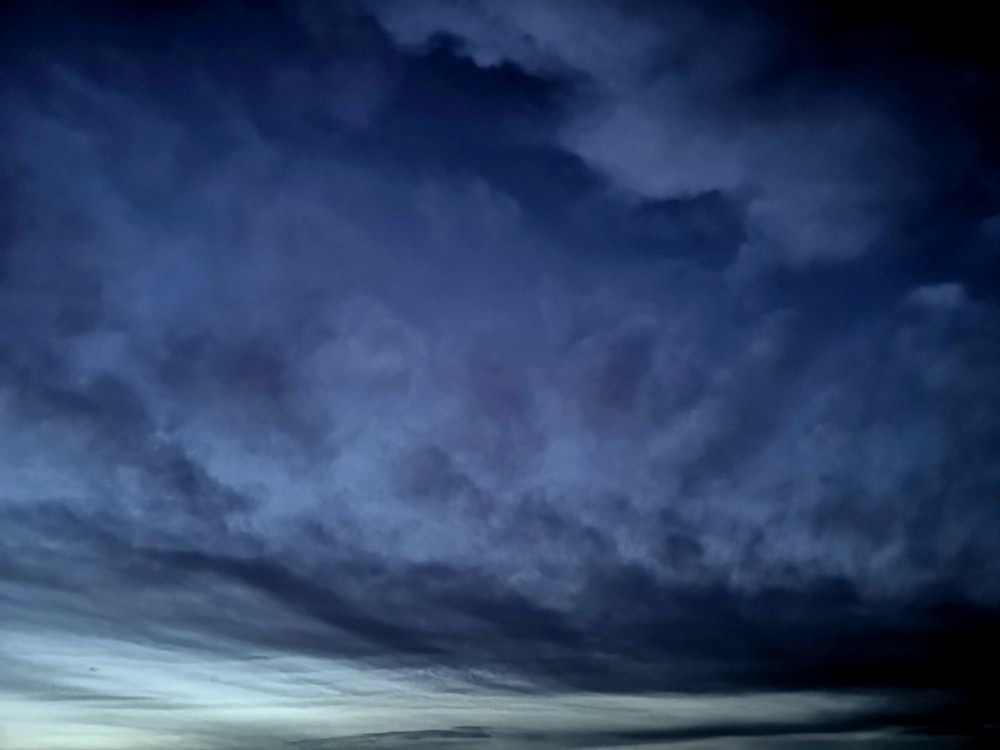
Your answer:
[1,1,999,747]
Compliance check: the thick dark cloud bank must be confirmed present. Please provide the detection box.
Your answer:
[1,1,999,748]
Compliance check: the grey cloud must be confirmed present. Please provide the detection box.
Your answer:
[286,708,1000,749]
[289,726,495,748]
[1,1,999,748]
[366,0,965,266]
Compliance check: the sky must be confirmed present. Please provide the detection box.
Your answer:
[1,1,999,748]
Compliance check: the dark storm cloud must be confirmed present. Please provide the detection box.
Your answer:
[366,0,1000,289]
[1,0,999,748]
[365,0,924,267]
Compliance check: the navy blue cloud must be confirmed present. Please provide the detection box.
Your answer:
[1,1,999,747]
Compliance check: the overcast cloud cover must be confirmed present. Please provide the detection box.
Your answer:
[1,1,999,748]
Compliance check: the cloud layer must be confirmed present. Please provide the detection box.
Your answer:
[1,1,999,747]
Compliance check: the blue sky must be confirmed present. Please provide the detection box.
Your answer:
[1,1,998,747]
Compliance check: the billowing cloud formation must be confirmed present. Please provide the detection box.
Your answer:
[1,1,999,748]
[367,0,953,267]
